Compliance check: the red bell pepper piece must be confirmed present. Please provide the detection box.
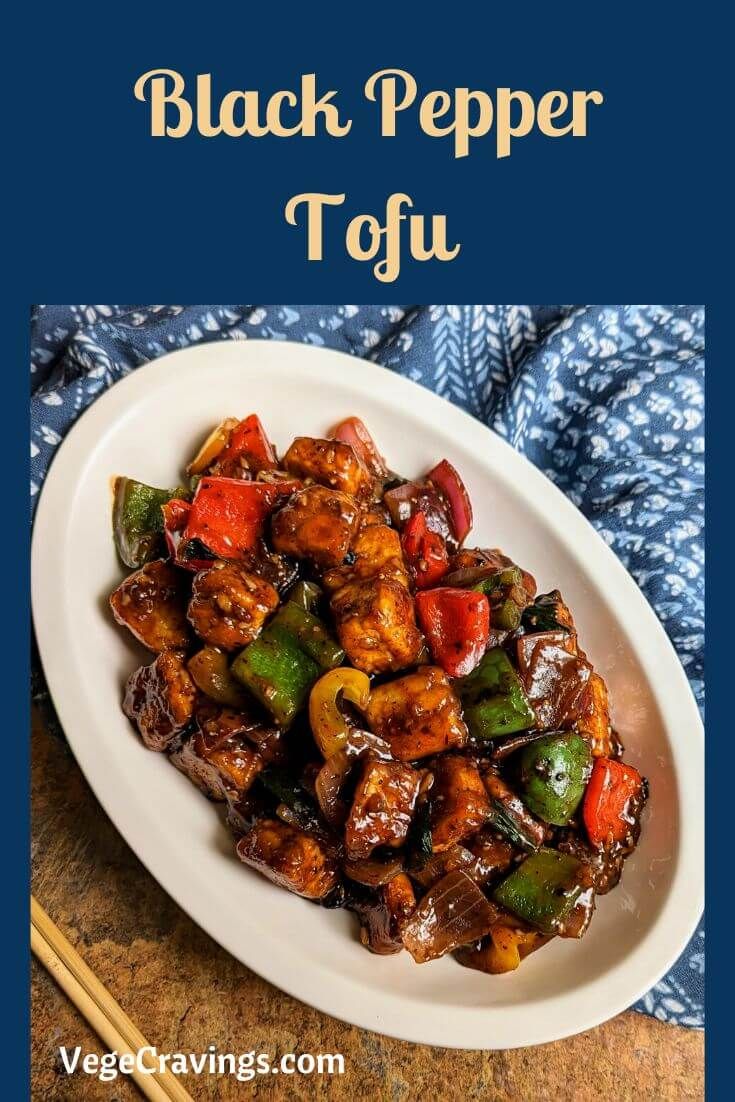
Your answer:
[583,758,643,847]
[183,477,298,560]
[415,587,490,677]
[426,459,473,544]
[217,414,277,473]
[402,511,449,589]
[329,416,388,478]
[161,498,213,571]
[161,498,190,558]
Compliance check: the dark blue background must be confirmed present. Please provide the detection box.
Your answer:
[11,2,719,1095]
[16,4,707,299]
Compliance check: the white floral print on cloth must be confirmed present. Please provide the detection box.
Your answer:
[29,304,704,1028]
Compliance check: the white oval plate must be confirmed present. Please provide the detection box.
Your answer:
[32,341,704,1050]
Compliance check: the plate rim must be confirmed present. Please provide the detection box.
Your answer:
[31,340,704,1049]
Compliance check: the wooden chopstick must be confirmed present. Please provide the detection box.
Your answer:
[31,896,194,1102]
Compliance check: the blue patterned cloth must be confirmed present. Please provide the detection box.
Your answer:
[30,304,704,1028]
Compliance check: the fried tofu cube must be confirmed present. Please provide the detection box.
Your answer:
[187,561,279,650]
[574,671,614,757]
[236,819,339,899]
[110,559,191,652]
[331,577,423,675]
[283,436,371,498]
[322,524,410,593]
[171,704,266,800]
[430,755,490,852]
[366,666,469,761]
[271,485,361,569]
[123,651,197,751]
[345,760,421,859]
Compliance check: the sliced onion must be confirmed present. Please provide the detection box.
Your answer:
[426,459,473,544]
[441,563,501,589]
[383,481,423,527]
[410,845,482,890]
[401,869,499,964]
[343,854,403,887]
[314,749,353,828]
[330,416,388,478]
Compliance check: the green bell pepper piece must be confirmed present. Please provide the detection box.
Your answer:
[231,619,319,727]
[230,598,344,726]
[275,601,345,670]
[472,568,524,629]
[112,476,188,568]
[458,647,536,739]
[471,566,523,594]
[493,848,584,934]
[519,732,592,825]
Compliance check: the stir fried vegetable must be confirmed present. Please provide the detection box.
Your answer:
[415,587,490,677]
[493,848,586,935]
[183,477,298,560]
[187,646,253,710]
[112,477,188,568]
[401,511,449,589]
[231,598,343,726]
[583,758,644,847]
[309,668,371,758]
[111,412,647,980]
[458,647,536,739]
[518,732,592,826]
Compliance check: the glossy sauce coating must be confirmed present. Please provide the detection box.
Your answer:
[188,561,279,650]
[110,559,191,651]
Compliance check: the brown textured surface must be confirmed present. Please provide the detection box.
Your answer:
[31,704,703,1101]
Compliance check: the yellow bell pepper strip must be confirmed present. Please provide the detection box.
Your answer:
[457,647,536,739]
[111,477,188,569]
[309,668,371,759]
[455,920,548,974]
[493,848,585,934]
